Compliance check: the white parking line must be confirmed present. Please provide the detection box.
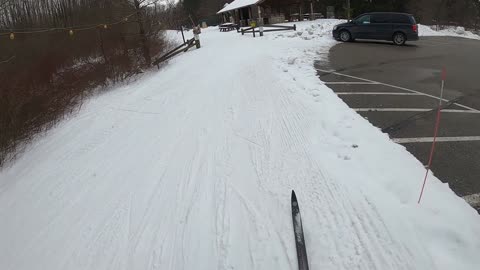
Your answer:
[317,68,480,112]
[337,92,420,96]
[392,136,480,144]
[353,108,480,113]
[324,82,380,85]
[463,193,480,208]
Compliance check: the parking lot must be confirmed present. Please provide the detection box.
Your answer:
[315,36,480,212]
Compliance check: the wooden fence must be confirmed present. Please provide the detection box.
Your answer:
[241,24,296,37]
[152,37,199,68]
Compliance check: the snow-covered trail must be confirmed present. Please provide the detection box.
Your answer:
[1,21,480,270]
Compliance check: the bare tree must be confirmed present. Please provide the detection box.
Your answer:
[133,0,152,65]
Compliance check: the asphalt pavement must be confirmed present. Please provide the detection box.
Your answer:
[315,36,480,212]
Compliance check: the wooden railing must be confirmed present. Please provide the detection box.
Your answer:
[241,24,296,37]
[152,34,200,68]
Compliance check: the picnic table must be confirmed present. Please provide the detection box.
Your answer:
[219,23,238,32]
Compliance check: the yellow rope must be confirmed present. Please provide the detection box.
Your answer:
[0,11,140,37]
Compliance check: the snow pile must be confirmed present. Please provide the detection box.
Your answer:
[419,24,480,39]
[455,26,466,35]
[270,20,346,41]
[1,20,480,270]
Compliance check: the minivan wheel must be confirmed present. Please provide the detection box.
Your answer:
[339,30,351,42]
[393,32,406,45]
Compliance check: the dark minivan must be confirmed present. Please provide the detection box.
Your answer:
[332,12,419,45]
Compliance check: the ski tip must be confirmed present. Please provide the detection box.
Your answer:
[291,190,297,202]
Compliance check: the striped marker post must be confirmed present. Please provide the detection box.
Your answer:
[418,68,446,204]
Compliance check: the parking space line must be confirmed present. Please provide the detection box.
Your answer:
[337,92,421,96]
[463,193,480,208]
[324,82,380,85]
[317,68,480,112]
[354,108,480,113]
[392,136,480,144]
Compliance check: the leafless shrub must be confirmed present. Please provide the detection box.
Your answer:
[0,0,177,167]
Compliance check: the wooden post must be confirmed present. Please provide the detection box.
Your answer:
[180,26,185,44]
[195,34,200,48]
[310,1,314,21]
[193,26,201,48]
[257,6,264,37]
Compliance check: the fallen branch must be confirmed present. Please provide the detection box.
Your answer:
[0,55,15,64]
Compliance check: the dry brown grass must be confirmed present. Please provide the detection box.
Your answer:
[0,23,168,168]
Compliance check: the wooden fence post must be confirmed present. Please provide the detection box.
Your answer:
[180,26,185,43]
[258,6,264,37]
[193,26,201,48]
[195,34,201,48]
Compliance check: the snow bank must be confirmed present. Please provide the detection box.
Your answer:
[217,0,260,14]
[419,24,480,40]
[1,19,479,270]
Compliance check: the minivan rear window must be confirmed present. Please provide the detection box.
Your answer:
[409,15,417,24]
[391,14,412,24]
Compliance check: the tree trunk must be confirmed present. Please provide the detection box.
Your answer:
[97,28,108,65]
[134,0,151,66]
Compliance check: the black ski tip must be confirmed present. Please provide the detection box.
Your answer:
[291,190,297,202]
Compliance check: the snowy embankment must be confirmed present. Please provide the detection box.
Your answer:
[1,20,480,270]
[419,24,480,40]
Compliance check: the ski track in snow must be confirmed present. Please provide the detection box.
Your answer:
[241,68,419,270]
[1,21,480,270]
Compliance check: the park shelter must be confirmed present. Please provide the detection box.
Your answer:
[217,0,324,26]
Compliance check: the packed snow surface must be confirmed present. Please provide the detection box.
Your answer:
[1,20,480,270]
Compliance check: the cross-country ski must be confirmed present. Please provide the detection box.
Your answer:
[291,190,309,270]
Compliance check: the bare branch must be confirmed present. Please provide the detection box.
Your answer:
[0,0,13,11]
[0,55,15,64]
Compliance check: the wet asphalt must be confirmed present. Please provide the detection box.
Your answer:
[315,36,480,211]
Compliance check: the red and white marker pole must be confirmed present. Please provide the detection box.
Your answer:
[418,68,446,204]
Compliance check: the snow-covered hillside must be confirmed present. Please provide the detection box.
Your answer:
[1,20,479,270]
